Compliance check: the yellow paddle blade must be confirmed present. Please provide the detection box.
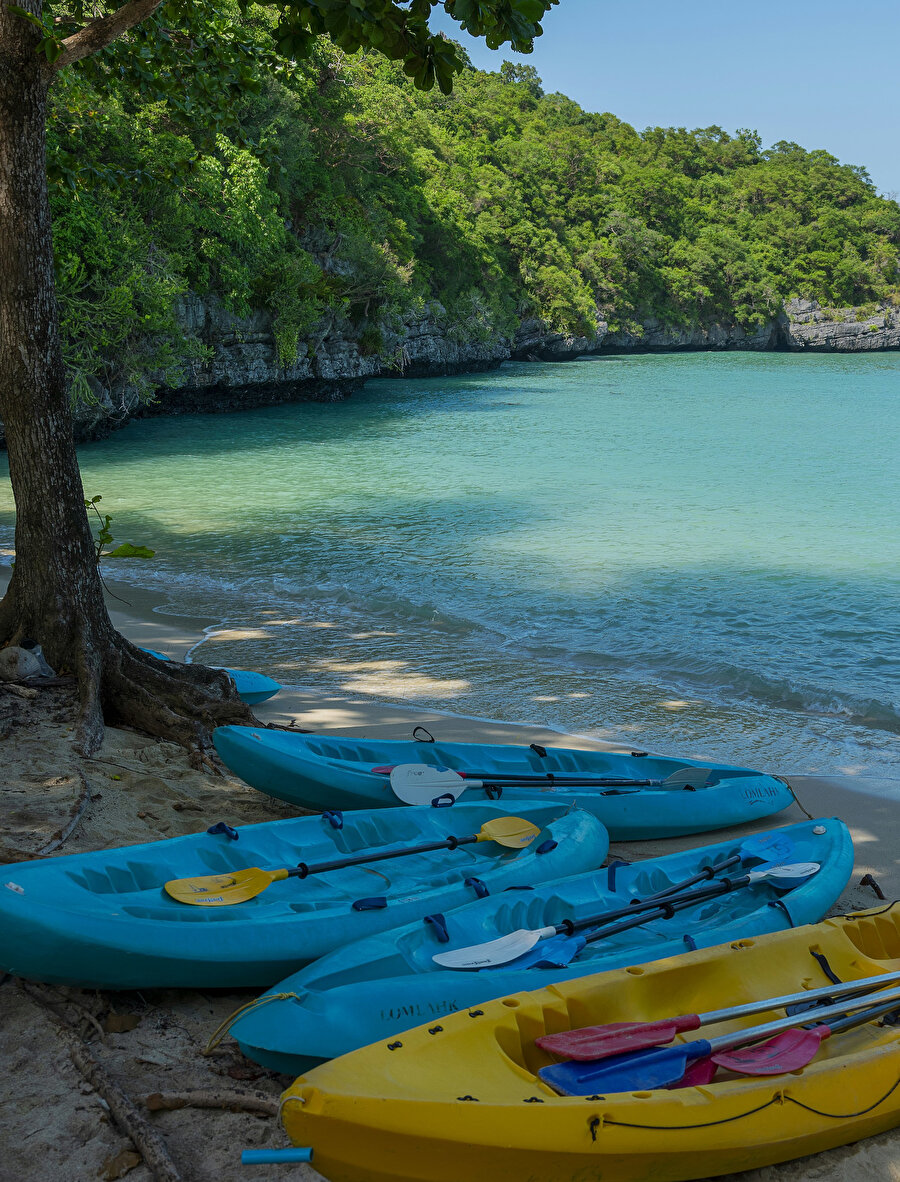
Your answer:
[164,866,288,906]
[476,815,542,848]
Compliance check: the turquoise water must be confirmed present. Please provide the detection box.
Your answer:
[1,352,898,777]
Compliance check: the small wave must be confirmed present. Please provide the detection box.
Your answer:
[507,639,900,736]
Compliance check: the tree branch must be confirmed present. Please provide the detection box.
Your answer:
[53,0,164,70]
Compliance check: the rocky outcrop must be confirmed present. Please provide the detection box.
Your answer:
[68,296,517,442]
[596,300,900,354]
[4,292,898,447]
[601,316,780,352]
[780,298,900,351]
[512,315,608,361]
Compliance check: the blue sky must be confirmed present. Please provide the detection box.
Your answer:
[431,0,900,198]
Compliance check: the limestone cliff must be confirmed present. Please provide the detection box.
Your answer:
[64,297,604,442]
[3,294,898,447]
[780,298,900,351]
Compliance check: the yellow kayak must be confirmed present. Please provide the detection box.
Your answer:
[282,903,900,1182]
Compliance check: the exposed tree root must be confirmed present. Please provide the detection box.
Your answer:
[20,982,183,1182]
[143,1089,279,1117]
[1,561,256,756]
[37,769,93,855]
[92,636,255,757]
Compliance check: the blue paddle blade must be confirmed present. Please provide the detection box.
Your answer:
[502,934,587,970]
[539,1038,713,1095]
[741,831,794,865]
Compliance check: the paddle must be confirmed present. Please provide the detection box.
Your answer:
[536,968,900,1061]
[447,863,819,972]
[388,763,712,806]
[430,832,798,970]
[164,815,542,907]
[692,995,900,1082]
[539,982,900,1096]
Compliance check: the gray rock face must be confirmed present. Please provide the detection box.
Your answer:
[2,293,898,448]
[67,297,564,441]
[601,316,781,352]
[780,298,900,351]
[513,315,609,361]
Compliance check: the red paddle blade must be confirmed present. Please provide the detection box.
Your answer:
[712,1026,830,1076]
[670,1056,718,1089]
[536,1015,701,1061]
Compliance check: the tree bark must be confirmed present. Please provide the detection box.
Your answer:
[0,4,253,754]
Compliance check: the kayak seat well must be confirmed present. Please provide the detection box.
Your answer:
[67,862,181,895]
[839,910,900,961]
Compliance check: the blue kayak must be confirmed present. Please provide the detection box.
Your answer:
[142,649,280,705]
[0,802,606,990]
[228,817,852,1074]
[212,727,795,839]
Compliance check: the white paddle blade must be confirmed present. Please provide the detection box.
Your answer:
[432,926,556,970]
[389,763,467,805]
[748,861,820,885]
[661,766,712,788]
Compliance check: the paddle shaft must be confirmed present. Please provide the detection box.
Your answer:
[548,970,900,1058]
[378,766,701,788]
[646,852,742,899]
[460,774,671,788]
[541,853,751,939]
[541,985,900,1096]
[433,840,803,968]
[289,833,481,878]
[698,969,900,1028]
[704,983,900,1056]
[578,870,783,947]
[638,828,797,904]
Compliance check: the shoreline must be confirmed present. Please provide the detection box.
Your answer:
[2,563,898,894]
[2,569,900,1181]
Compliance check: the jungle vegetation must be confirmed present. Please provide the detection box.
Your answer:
[51,16,900,406]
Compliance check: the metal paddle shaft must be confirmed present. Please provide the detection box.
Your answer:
[537,968,900,1061]
[432,834,800,970]
[539,982,900,1095]
[710,994,900,1077]
[164,815,540,905]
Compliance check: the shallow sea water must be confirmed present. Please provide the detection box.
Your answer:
[1,351,897,779]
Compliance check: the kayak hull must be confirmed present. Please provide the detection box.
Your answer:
[282,902,900,1182]
[212,727,794,839]
[232,818,852,1073]
[141,649,280,704]
[0,802,605,990]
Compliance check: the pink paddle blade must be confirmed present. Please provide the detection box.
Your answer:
[712,1026,830,1076]
[536,1015,701,1061]
[670,1056,718,1089]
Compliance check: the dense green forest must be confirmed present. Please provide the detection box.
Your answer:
[50,6,900,404]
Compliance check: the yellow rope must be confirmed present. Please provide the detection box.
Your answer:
[204,991,301,1055]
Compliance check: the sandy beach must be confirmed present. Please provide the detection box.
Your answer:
[1,575,899,1182]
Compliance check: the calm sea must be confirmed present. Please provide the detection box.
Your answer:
[2,352,898,779]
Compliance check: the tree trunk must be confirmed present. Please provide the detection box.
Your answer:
[0,4,253,755]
